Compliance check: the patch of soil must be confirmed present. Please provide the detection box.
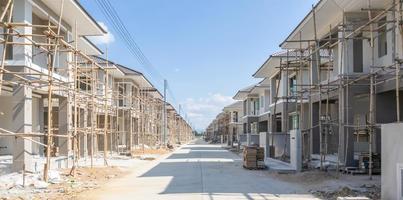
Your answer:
[265,170,380,200]
[270,170,338,185]
[311,185,381,200]
[131,148,170,156]
[33,166,125,200]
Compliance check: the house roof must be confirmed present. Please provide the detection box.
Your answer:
[280,0,391,49]
[73,36,103,55]
[250,78,270,94]
[90,56,160,96]
[233,84,256,100]
[232,79,270,101]
[115,64,142,76]
[41,0,106,36]
[223,101,242,112]
[253,49,330,78]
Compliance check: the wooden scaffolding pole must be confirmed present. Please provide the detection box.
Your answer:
[44,0,65,181]
[70,20,78,176]
[103,49,109,166]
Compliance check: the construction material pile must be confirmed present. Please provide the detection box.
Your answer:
[243,146,265,169]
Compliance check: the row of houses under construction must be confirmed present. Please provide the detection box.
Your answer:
[0,0,193,181]
[206,0,403,199]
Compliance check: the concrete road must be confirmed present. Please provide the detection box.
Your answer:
[85,139,318,200]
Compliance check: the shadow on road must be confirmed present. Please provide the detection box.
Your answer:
[139,139,316,200]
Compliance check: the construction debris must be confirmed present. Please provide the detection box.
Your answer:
[311,185,380,200]
[0,151,169,200]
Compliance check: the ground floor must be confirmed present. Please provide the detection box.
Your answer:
[0,84,187,175]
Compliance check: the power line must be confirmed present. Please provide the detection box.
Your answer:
[95,0,164,85]
[94,0,191,124]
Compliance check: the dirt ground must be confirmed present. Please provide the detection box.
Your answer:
[0,166,127,200]
[266,170,381,200]
[131,148,170,156]
[33,166,126,200]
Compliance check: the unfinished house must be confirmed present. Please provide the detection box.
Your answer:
[205,112,229,144]
[217,112,230,144]
[252,50,328,163]
[223,101,243,147]
[205,123,214,141]
[166,103,192,145]
[233,81,270,147]
[277,0,403,174]
[0,0,194,181]
[0,0,106,176]
[89,56,163,154]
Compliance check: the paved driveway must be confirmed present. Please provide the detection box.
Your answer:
[85,139,318,200]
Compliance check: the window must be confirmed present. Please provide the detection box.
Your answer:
[289,75,297,96]
[353,33,363,72]
[275,115,282,132]
[251,101,255,115]
[243,101,247,116]
[378,17,387,57]
[251,122,257,134]
[253,99,259,115]
[233,111,238,122]
[78,76,91,91]
[289,114,299,130]
[264,89,270,107]
[119,86,124,106]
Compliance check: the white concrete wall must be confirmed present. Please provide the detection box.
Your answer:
[0,95,39,155]
[381,123,403,200]
[0,96,13,155]
[259,91,265,115]
[290,130,302,172]
[373,13,393,71]
[31,97,42,155]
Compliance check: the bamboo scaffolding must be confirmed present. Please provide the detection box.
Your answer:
[276,0,402,177]
[0,0,192,181]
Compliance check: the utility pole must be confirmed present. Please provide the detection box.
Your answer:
[163,79,167,146]
[178,104,181,143]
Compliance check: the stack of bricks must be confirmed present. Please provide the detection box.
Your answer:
[243,146,265,169]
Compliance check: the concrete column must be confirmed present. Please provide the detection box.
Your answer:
[81,108,88,158]
[345,90,355,167]
[281,107,287,132]
[31,97,40,155]
[229,125,233,147]
[78,108,84,157]
[12,85,33,172]
[38,98,45,156]
[129,113,133,151]
[310,46,320,85]
[91,109,97,155]
[58,97,72,156]
[290,129,302,172]
[338,87,355,166]
[13,0,32,62]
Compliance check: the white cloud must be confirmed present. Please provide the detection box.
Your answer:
[88,22,115,45]
[181,93,234,131]
[174,68,180,72]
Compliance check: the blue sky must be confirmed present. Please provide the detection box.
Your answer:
[81,0,318,131]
